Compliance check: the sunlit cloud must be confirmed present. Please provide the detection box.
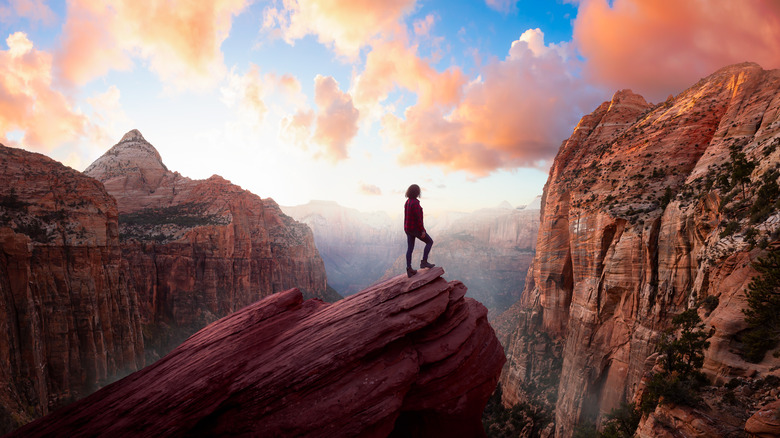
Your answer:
[484,0,516,14]
[359,182,382,196]
[56,0,249,90]
[262,0,417,58]
[573,0,780,101]
[222,64,306,130]
[0,0,56,24]
[312,75,359,161]
[352,39,465,112]
[0,32,87,151]
[413,14,435,37]
[383,28,604,176]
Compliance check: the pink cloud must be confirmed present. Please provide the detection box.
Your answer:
[359,182,382,195]
[485,0,516,14]
[383,29,604,176]
[573,0,780,101]
[263,0,417,58]
[312,75,359,161]
[0,32,88,151]
[0,0,56,24]
[352,39,465,111]
[413,14,435,37]
[56,0,249,89]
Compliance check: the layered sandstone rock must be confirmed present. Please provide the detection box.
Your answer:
[282,200,400,295]
[85,130,331,359]
[384,203,540,320]
[11,268,505,438]
[0,145,143,434]
[500,63,780,436]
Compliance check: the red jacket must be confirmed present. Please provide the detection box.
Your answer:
[404,198,425,235]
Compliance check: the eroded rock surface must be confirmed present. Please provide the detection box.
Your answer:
[500,63,780,436]
[0,145,144,434]
[11,268,505,438]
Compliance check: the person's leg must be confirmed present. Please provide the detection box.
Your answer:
[420,233,434,268]
[406,233,416,268]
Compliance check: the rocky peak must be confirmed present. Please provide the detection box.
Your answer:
[84,130,168,183]
[119,129,146,143]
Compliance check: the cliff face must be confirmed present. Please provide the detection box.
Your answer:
[0,145,144,434]
[385,204,540,320]
[11,268,505,438]
[282,200,400,296]
[85,130,330,359]
[500,63,780,436]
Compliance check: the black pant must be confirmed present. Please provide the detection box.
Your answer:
[406,232,433,268]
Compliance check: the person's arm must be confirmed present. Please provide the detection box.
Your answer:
[416,202,426,237]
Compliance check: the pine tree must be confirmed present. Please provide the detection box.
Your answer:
[742,246,780,362]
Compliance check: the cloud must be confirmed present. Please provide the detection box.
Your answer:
[359,182,381,195]
[262,0,417,58]
[0,0,56,24]
[383,28,605,176]
[413,14,435,37]
[352,39,465,112]
[485,0,516,14]
[0,32,88,151]
[573,0,780,101]
[280,109,315,149]
[222,64,307,129]
[56,0,249,90]
[312,75,359,161]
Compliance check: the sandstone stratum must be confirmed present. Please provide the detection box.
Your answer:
[0,145,144,432]
[84,130,334,360]
[500,62,780,437]
[10,268,505,438]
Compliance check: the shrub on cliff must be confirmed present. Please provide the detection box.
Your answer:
[640,309,711,413]
[741,246,780,362]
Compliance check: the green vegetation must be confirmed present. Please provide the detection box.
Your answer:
[483,385,553,438]
[120,202,224,228]
[640,309,711,413]
[728,144,756,199]
[659,187,674,209]
[0,189,28,210]
[573,403,640,438]
[741,246,780,362]
[749,170,780,224]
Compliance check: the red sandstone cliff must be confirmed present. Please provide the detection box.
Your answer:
[84,130,332,360]
[500,63,780,436]
[10,267,505,437]
[0,145,144,434]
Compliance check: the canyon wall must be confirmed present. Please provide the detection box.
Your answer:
[84,130,332,359]
[500,63,780,436]
[0,145,144,434]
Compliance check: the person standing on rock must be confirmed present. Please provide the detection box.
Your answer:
[404,184,435,278]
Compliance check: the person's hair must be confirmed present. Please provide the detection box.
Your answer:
[405,184,421,199]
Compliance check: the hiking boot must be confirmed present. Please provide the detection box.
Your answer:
[406,267,417,278]
[420,260,435,269]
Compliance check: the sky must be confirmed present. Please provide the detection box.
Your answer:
[1,0,779,216]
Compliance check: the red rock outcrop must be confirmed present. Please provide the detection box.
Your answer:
[500,63,780,436]
[745,399,780,438]
[10,267,505,438]
[84,130,331,359]
[0,144,144,434]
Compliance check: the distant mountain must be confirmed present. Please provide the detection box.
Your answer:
[282,200,400,296]
[383,204,540,318]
